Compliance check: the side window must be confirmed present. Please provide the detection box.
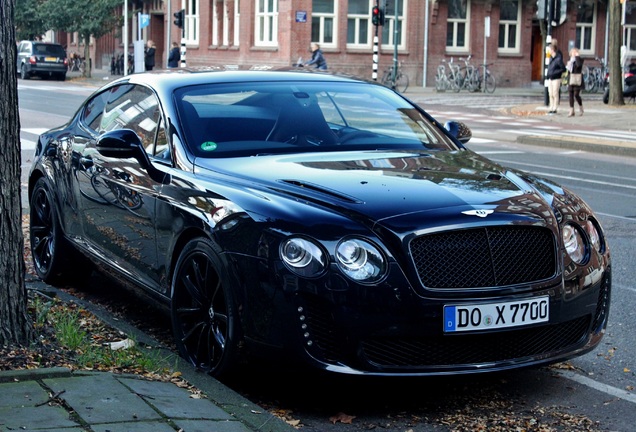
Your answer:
[100,84,161,155]
[81,90,110,132]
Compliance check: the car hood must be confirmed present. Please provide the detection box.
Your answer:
[195,149,557,229]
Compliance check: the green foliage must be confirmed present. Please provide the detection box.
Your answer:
[15,0,48,41]
[41,0,123,41]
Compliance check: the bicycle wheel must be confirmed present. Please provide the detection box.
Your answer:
[483,72,496,93]
[435,75,446,92]
[380,70,391,87]
[395,72,409,93]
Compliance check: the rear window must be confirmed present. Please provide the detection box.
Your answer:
[34,44,66,58]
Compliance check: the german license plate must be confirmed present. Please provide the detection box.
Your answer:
[443,296,549,333]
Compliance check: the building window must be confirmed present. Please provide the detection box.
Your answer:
[381,0,406,50]
[347,0,372,48]
[576,0,596,55]
[185,0,200,45]
[212,0,237,47]
[447,0,470,52]
[625,1,636,56]
[255,0,278,47]
[498,0,520,53]
[312,0,337,48]
[233,0,240,46]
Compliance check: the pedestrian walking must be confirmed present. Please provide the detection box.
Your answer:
[144,40,156,71]
[567,47,584,117]
[168,42,180,68]
[546,40,566,114]
[304,43,328,70]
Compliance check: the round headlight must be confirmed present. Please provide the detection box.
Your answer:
[563,224,586,264]
[584,219,602,252]
[280,237,326,277]
[336,238,386,283]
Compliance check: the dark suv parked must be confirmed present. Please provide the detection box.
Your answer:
[17,41,68,81]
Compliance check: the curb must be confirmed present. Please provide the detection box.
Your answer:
[516,135,636,157]
[0,367,73,383]
[21,279,296,432]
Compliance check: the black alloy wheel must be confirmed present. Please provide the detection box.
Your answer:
[29,178,69,284]
[171,238,240,378]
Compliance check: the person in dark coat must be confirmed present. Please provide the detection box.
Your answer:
[546,40,566,114]
[144,40,156,71]
[168,42,180,68]
[304,43,328,70]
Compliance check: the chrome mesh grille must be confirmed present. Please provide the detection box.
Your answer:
[409,226,557,289]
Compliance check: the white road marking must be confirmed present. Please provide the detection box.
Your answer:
[557,370,636,405]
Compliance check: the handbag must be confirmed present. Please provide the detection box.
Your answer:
[569,73,582,87]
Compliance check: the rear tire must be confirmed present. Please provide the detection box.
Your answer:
[171,237,241,378]
[29,178,80,285]
[20,64,30,80]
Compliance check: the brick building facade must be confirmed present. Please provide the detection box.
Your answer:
[57,0,630,89]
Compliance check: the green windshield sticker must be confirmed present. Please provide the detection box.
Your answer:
[201,141,217,151]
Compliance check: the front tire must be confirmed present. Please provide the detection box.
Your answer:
[171,237,241,378]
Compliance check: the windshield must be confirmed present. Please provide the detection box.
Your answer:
[174,81,459,158]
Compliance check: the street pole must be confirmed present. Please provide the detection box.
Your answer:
[544,0,554,106]
[372,2,379,81]
[392,0,398,88]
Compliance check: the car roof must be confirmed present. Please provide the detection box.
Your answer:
[110,68,375,93]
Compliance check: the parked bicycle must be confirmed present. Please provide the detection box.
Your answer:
[456,55,479,92]
[381,60,409,93]
[68,53,86,73]
[583,57,608,94]
[435,58,460,92]
[474,62,497,93]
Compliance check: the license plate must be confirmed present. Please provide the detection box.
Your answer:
[45,57,57,62]
[444,296,549,333]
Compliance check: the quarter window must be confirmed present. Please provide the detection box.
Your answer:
[312,0,336,48]
[447,0,470,52]
[498,0,520,53]
[576,0,596,55]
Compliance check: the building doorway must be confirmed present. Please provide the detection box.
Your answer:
[531,23,544,82]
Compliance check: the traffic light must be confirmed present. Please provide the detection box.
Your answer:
[536,0,546,20]
[372,5,385,26]
[553,0,567,26]
[173,9,184,28]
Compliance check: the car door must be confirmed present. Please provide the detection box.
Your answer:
[75,84,167,292]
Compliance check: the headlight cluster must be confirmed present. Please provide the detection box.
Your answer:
[280,238,327,278]
[280,236,387,283]
[562,218,604,265]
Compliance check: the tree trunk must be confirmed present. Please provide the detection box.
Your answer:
[608,0,625,106]
[0,0,33,346]
[83,35,92,78]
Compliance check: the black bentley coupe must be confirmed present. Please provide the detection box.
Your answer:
[28,69,611,377]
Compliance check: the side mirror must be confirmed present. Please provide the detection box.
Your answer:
[444,121,472,144]
[96,129,169,184]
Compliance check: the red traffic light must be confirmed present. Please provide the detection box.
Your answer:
[372,6,385,26]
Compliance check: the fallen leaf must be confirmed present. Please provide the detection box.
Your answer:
[329,412,356,424]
